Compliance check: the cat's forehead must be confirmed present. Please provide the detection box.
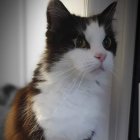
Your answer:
[84,21,105,43]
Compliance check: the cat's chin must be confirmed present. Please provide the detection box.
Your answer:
[89,64,105,74]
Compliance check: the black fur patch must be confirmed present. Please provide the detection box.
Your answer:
[98,2,117,55]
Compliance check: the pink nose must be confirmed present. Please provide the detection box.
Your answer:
[94,53,106,62]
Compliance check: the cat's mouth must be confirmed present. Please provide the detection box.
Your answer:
[90,64,105,73]
[99,65,105,71]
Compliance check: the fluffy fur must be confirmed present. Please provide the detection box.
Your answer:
[5,0,117,140]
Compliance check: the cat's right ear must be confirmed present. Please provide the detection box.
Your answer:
[98,2,117,26]
[47,0,71,31]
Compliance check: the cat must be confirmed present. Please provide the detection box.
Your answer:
[4,0,117,140]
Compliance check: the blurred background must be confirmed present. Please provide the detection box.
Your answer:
[0,0,139,140]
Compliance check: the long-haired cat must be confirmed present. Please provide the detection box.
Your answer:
[5,0,117,140]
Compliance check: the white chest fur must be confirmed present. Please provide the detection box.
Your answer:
[32,71,112,140]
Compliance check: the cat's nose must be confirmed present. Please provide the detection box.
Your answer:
[94,53,106,62]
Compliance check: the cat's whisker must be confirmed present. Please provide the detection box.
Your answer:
[76,71,86,90]
[62,72,85,106]
[64,72,88,107]
[102,61,122,82]
[69,72,83,93]
[52,68,76,84]
[56,72,84,107]
[85,63,99,72]
[51,67,75,77]
[69,64,96,92]
[106,69,120,82]
[77,63,97,73]
[86,65,97,73]
[52,59,72,66]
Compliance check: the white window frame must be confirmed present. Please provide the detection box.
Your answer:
[85,0,138,139]
[109,0,138,139]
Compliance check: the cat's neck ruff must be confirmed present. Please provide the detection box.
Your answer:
[33,56,112,140]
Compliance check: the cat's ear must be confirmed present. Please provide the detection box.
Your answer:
[99,2,117,25]
[47,0,71,30]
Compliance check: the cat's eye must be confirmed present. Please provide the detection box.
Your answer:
[103,36,112,49]
[74,36,89,49]
[76,37,86,48]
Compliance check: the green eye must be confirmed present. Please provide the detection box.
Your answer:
[74,36,89,48]
[103,36,112,49]
[76,37,84,47]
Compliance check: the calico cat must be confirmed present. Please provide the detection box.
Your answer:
[4,0,117,140]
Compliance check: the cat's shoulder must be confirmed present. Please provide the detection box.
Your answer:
[4,84,45,140]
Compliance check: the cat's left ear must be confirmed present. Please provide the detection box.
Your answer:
[47,0,71,31]
[98,2,117,25]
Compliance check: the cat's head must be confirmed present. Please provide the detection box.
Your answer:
[45,0,117,73]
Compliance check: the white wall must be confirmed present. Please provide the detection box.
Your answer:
[0,0,25,87]
[110,0,138,139]
[87,0,114,16]
[61,0,87,16]
[25,0,49,82]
